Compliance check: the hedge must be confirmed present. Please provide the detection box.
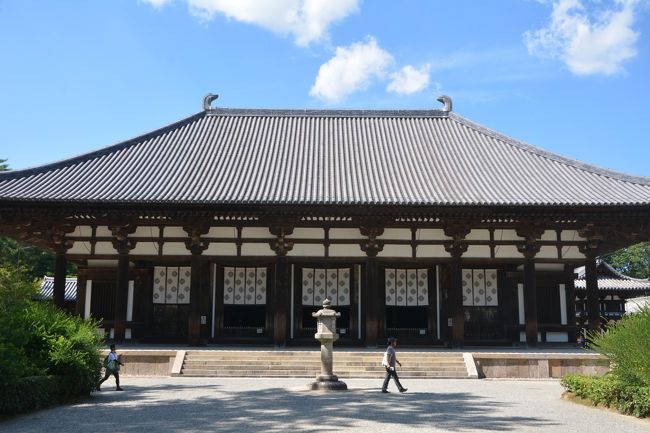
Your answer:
[562,374,650,418]
[0,374,90,415]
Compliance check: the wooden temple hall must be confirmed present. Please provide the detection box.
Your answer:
[2,94,650,348]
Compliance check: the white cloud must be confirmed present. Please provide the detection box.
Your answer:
[185,0,359,46]
[139,0,173,8]
[524,0,642,75]
[309,37,393,102]
[387,64,431,95]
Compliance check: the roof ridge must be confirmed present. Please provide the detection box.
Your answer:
[205,107,450,118]
[0,111,207,180]
[449,112,650,186]
[599,260,650,282]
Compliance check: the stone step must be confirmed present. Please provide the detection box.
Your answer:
[179,351,472,378]
[181,364,467,372]
[185,357,464,368]
[180,370,469,378]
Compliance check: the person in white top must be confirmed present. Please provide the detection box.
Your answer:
[97,343,124,391]
[381,337,407,393]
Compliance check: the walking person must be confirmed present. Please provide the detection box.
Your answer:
[381,337,407,393]
[98,343,124,391]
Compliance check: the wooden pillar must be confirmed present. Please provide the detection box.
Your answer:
[523,256,538,346]
[269,224,294,347]
[47,227,74,310]
[75,266,88,317]
[449,255,464,347]
[584,255,600,332]
[184,223,210,346]
[110,224,137,343]
[53,249,67,308]
[565,264,577,342]
[360,226,384,348]
[364,256,379,347]
[443,222,470,348]
[577,224,605,334]
[273,256,289,347]
[188,251,204,345]
[516,223,544,348]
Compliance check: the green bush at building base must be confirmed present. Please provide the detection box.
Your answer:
[562,374,650,418]
[561,306,650,418]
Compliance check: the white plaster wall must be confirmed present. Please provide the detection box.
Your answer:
[87,259,118,267]
[494,245,522,258]
[329,228,362,239]
[241,227,274,238]
[535,263,565,271]
[416,245,448,258]
[546,332,569,343]
[537,246,558,259]
[75,225,93,237]
[290,228,325,239]
[287,244,326,257]
[68,241,92,255]
[241,243,275,256]
[164,226,187,237]
[329,244,365,257]
[494,229,523,241]
[95,226,112,237]
[465,229,490,241]
[377,229,412,240]
[464,245,491,258]
[163,242,191,256]
[131,242,159,255]
[132,226,158,238]
[377,245,412,257]
[562,246,586,259]
[208,227,237,238]
[540,230,557,241]
[561,230,581,241]
[94,241,117,255]
[417,229,450,241]
[204,243,237,256]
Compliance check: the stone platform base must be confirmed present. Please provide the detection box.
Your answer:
[309,380,348,390]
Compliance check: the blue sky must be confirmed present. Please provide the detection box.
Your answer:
[1,0,649,177]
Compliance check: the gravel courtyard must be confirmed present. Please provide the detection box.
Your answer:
[2,377,649,433]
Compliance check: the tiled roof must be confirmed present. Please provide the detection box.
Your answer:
[2,106,650,206]
[39,276,77,301]
[575,260,650,291]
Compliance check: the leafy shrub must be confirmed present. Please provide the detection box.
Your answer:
[562,374,650,417]
[590,306,650,386]
[23,301,104,392]
[0,376,59,414]
[0,266,104,414]
[0,267,43,383]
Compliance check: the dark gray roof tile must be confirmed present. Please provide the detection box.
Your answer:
[2,108,650,206]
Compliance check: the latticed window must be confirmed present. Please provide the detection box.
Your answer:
[384,269,429,306]
[462,269,498,306]
[153,266,191,304]
[302,268,350,306]
[223,267,267,305]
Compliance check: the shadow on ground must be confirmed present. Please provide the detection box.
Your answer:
[10,381,559,433]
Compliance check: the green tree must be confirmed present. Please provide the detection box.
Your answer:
[0,159,75,279]
[604,242,650,279]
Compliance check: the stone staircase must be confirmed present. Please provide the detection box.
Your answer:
[176,350,475,379]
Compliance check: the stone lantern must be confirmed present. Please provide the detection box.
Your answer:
[309,298,347,390]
